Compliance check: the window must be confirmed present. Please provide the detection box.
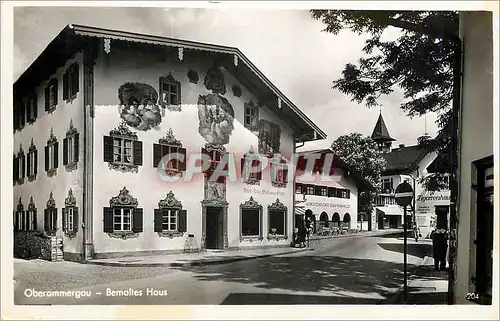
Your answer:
[241,146,262,184]
[104,123,143,173]
[63,120,79,170]
[244,101,259,131]
[13,146,25,185]
[27,210,36,230]
[383,178,394,193]
[268,199,287,239]
[63,63,79,101]
[153,128,186,172]
[14,99,26,131]
[271,156,288,188]
[240,197,263,240]
[258,119,281,156]
[113,208,132,232]
[45,128,59,176]
[328,187,334,197]
[27,140,38,181]
[103,187,143,235]
[295,183,303,194]
[62,189,78,236]
[44,208,57,235]
[202,145,227,183]
[27,95,37,122]
[321,187,328,197]
[306,185,314,195]
[45,78,58,110]
[154,191,187,237]
[16,211,26,231]
[159,74,181,106]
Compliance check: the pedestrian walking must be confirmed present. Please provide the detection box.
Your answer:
[430,228,448,271]
[298,225,307,248]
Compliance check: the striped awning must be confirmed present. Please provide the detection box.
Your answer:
[295,207,306,216]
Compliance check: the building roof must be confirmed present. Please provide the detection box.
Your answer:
[14,24,326,143]
[371,113,396,142]
[297,149,374,191]
[382,144,428,175]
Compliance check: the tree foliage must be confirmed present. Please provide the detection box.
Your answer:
[331,133,386,214]
[311,10,459,190]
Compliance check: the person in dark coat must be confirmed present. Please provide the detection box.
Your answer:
[298,225,307,248]
[430,228,448,271]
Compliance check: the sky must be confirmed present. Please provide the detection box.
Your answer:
[13,6,440,150]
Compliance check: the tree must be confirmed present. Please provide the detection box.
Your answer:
[311,10,459,191]
[330,133,386,215]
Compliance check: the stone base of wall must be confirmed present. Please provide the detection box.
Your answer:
[63,252,84,263]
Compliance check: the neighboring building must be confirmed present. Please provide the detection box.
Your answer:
[294,149,373,233]
[12,24,326,262]
[455,11,494,305]
[371,112,450,237]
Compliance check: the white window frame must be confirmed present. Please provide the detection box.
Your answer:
[113,137,134,165]
[67,207,74,232]
[17,211,25,231]
[28,210,36,230]
[160,144,182,171]
[161,209,178,232]
[67,135,75,165]
[18,156,23,179]
[47,208,57,232]
[47,143,57,170]
[321,187,328,197]
[113,207,132,232]
[272,162,287,184]
[160,78,180,105]
[306,186,314,195]
[28,150,36,175]
[244,104,258,129]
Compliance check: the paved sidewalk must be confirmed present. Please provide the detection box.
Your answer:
[308,228,401,241]
[385,255,449,304]
[88,246,313,267]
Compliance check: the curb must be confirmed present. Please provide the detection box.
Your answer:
[381,253,433,305]
[87,248,314,268]
[308,230,389,242]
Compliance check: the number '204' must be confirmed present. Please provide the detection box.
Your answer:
[466,292,479,300]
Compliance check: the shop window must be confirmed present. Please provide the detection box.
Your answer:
[45,78,58,111]
[62,188,78,238]
[63,63,79,101]
[241,145,262,185]
[104,122,143,173]
[103,187,143,239]
[44,128,59,178]
[63,120,79,172]
[27,138,38,182]
[268,198,287,241]
[27,94,37,123]
[44,192,57,236]
[244,100,259,132]
[154,191,187,238]
[159,73,181,106]
[13,144,25,185]
[240,196,263,241]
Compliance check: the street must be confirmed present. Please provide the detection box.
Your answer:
[14,231,431,305]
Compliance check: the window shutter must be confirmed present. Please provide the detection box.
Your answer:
[283,167,288,183]
[255,160,262,180]
[44,146,49,171]
[33,210,37,230]
[63,72,69,100]
[178,209,187,232]
[44,209,49,232]
[241,158,246,179]
[63,138,68,165]
[153,143,162,168]
[13,156,18,181]
[133,141,143,166]
[34,150,38,175]
[52,209,58,232]
[154,209,163,232]
[54,142,59,169]
[53,79,58,104]
[103,207,113,233]
[14,211,18,231]
[62,208,67,232]
[21,154,25,179]
[33,97,37,119]
[132,208,143,233]
[20,103,25,128]
[103,136,114,162]
[74,133,79,163]
[45,87,50,111]
[328,187,334,197]
[26,153,31,177]
[178,147,187,171]
[73,207,79,232]
[72,64,79,95]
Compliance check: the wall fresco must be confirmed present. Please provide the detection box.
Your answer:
[197,94,235,145]
[118,82,161,131]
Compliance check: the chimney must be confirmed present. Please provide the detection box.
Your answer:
[399,144,405,148]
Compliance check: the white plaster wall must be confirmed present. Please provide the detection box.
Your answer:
[296,168,358,230]
[92,44,297,253]
[456,11,494,304]
[13,53,85,257]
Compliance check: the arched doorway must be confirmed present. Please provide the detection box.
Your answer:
[332,212,340,227]
[343,213,351,229]
[377,209,385,230]
[320,212,329,227]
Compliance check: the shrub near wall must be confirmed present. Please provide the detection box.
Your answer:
[13,231,52,261]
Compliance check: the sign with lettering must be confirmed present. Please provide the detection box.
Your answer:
[243,186,285,197]
[304,201,350,210]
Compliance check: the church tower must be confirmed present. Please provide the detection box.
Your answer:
[371,112,395,153]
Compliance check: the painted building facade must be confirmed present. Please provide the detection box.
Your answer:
[13,24,326,262]
[371,113,450,236]
[294,149,373,233]
[455,11,494,305]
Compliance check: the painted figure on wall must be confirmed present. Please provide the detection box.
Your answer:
[197,94,235,145]
[258,119,281,156]
[118,82,161,131]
